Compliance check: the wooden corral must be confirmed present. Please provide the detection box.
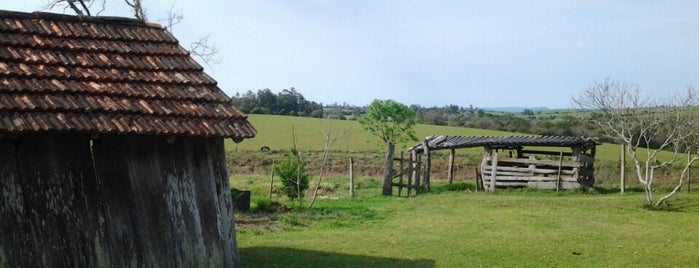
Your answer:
[0,11,255,267]
[410,136,598,192]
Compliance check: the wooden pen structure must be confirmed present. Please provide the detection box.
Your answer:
[409,135,599,192]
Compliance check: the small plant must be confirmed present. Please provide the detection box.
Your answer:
[273,148,309,201]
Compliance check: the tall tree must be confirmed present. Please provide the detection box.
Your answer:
[573,78,698,208]
[358,99,418,196]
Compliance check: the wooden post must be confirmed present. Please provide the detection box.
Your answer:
[382,142,395,196]
[556,151,563,192]
[422,140,431,193]
[447,148,455,184]
[687,153,691,193]
[409,150,418,197]
[620,143,625,194]
[475,168,480,192]
[269,160,275,199]
[414,154,421,194]
[490,152,498,192]
[349,157,355,198]
[398,151,404,196]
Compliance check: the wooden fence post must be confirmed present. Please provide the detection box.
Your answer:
[349,157,355,198]
[269,160,275,199]
[422,139,431,193]
[687,153,691,193]
[448,148,455,184]
[398,151,404,196]
[620,143,625,194]
[556,151,563,192]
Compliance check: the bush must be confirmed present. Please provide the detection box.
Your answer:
[253,198,289,213]
[273,148,310,200]
[431,182,476,193]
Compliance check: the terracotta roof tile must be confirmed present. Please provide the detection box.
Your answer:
[0,10,255,139]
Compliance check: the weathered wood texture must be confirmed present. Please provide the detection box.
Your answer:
[480,154,593,191]
[0,134,239,267]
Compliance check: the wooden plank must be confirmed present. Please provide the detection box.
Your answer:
[482,166,576,175]
[521,150,573,157]
[493,157,581,168]
[482,176,578,182]
[0,139,35,268]
[8,134,99,267]
[528,181,581,190]
[490,181,528,187]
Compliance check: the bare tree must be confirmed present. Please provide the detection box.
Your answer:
[43,0,105,16]
[573,78,698,208]
[124,0,147,21]
[189,35,222,68]
[309,119,347,208]
[160,1,183,32]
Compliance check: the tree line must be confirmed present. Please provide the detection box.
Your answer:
[231,88,324,117]
[231,88,603,140]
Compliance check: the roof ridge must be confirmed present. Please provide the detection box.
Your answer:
[0,10,162,29]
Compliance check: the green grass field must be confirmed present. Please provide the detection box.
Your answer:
[233,177,699,267]
[227,114,680,164]
[230,115,699,267]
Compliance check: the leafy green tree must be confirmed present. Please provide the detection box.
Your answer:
[358,99,418,195]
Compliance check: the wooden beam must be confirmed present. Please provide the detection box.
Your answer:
[482,176,579,182]
[491,157,582,168]
[521,150,573,157]
[481,166,577,175]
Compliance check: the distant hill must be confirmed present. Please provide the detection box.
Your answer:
[483,107,550,113]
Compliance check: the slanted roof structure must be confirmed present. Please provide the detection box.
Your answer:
[411,135,599,154]
[0,10,255,141]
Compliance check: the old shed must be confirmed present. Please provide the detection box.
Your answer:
[0,10,255,267]
[410,135,598,191]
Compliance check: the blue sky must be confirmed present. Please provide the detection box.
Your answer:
[6,1,699,109]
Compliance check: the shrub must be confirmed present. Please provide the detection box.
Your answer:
[253,198,289,213]
[273,148,310,200]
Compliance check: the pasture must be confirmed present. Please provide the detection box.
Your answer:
[226,114,691,187]
[232,177,699,267]
[226,114,678,163]
[229,114,699,267]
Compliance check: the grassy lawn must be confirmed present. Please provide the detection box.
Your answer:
[233,177,699,267]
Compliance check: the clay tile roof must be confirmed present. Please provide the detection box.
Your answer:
[0,10,255,141]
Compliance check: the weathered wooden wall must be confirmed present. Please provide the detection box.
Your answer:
[0,133,239,267]
[480,148,595,191]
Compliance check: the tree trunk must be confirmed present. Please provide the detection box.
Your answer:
[382,142,395,196]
